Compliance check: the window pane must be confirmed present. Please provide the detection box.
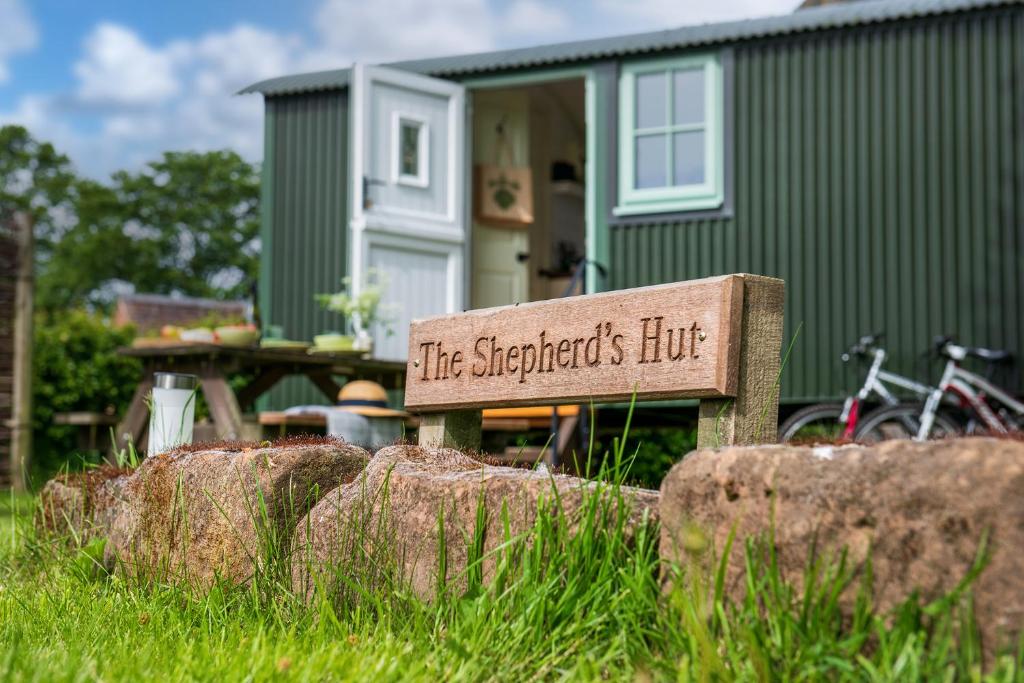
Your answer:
[673,130,705,185]
[635,72,667,129]
[400,122,420,176]
[673,68,705,126]
[635,134,668,189]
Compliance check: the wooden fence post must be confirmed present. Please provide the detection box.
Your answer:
[418,410,482,450]
[696,275,785,447]
[11,212,34,491]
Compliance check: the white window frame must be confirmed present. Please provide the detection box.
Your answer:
[391,112,430,188]
[615,54,724,216]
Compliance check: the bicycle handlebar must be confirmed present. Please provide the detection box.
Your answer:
[841,332,884,362]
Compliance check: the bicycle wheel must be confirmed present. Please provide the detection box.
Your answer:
[854,404,962,443]
[778,403,846,444]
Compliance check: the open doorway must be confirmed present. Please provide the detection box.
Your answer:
[469,78,586,310]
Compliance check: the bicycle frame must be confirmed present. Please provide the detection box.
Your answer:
[918,356,1024,439]
[839,349,934,438]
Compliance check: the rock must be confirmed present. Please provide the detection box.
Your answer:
[36,465,131,544]
[104,440,370,587]
[659,437,1024,653]
[293,445,660,601]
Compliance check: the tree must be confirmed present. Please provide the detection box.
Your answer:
[0,125,78,262]
[39,149,261,309]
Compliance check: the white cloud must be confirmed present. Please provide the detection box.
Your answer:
[0,0,802,177]
[314,0,496,64]
[0,0,37,82]
[596,0,798,30]
[74,23,181,106]
[503,0,570,35]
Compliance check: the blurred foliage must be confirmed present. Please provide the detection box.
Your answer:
[38,149,261,310]
[0,125,78,264]
[593,426,698,489]
[0,125,260,311]
[31,310,141,473]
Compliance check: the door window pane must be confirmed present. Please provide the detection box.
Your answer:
[635,134,668,189]
[673,68,705,126]
[635,72,667,129]
[673,130,705,185]
[400,121,420,177]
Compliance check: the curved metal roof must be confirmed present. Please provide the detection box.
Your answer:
[239,0,1019,96]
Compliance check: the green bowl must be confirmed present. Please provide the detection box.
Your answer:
[216,326,259,347]
[313,334,355,351]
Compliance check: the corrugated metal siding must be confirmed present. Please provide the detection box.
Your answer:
[239,0,1020,95]
[608,9,1024,402]
[262,91,350,408]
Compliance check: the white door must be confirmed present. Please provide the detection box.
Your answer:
[472,225,529,308]
[470,91,530,309]
[349,64,466,361]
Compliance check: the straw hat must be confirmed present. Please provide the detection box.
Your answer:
[336,380,408,417]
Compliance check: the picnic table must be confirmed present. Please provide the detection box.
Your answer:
[115,343,406,449]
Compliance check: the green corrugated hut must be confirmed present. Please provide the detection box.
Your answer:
[241,0,1024,411]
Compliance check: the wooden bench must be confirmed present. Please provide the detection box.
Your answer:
[257,405,580,461]
[258,411,328,438]
[480,405,581,465]
[54,412,118,453]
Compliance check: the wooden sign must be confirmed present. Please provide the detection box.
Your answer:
[406,274,784,450]
[405,275,748,411]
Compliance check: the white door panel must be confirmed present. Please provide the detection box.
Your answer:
[369,83,450,219]
[472,224,529,309]
[349,64,466,360]
[367,238,458,361]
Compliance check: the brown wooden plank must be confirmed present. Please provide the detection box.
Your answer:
[113,374,155,456]
[405,275,747,412]
[306,371,342,403]
[236,366,289,409]
[697,275,785,446]
[199,368,245,440]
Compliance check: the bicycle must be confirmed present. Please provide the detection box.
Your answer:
[779,333,944,443]
[858,336,1022,441]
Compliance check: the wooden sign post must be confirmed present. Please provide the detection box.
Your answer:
[405,274,784,450]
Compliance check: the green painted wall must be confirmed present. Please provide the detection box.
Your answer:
[605,9,1024,402]
[262,90,350,408]
[260,7,1023,407]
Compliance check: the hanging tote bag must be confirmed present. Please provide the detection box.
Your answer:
[474,121,534,226]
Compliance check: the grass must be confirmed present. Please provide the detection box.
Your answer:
[1,437,1022,681]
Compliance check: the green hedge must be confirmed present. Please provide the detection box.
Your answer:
[32,310,140,473]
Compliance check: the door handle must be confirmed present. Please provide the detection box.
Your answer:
[516,252,530,263]
[363,176,388,209]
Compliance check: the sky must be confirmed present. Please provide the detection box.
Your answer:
[0,0,797,179]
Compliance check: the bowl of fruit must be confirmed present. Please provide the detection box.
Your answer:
[215,324,259,347]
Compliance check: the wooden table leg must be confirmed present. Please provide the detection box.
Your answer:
[200,368,244,440]
[307,371,342,403]
[113,375,154,460]
[236,366,288,410]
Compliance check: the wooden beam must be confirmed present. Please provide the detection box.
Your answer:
[696,275,785,447]
[10,212,33,491]
[199,368,244,440]
[113,373,155,459]
[306,371,342,403]
[418,410,482,451]
[236,366,288,410]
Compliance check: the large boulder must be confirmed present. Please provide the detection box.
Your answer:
[293,445,660,601]
[36,465,131,544]
[660,437,1024,653]
[103,440,370,587]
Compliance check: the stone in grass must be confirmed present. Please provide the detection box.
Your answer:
[103,438,370,588]
[659,436,1024,655]
[292,445,660,602]
[36,465,132,545]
